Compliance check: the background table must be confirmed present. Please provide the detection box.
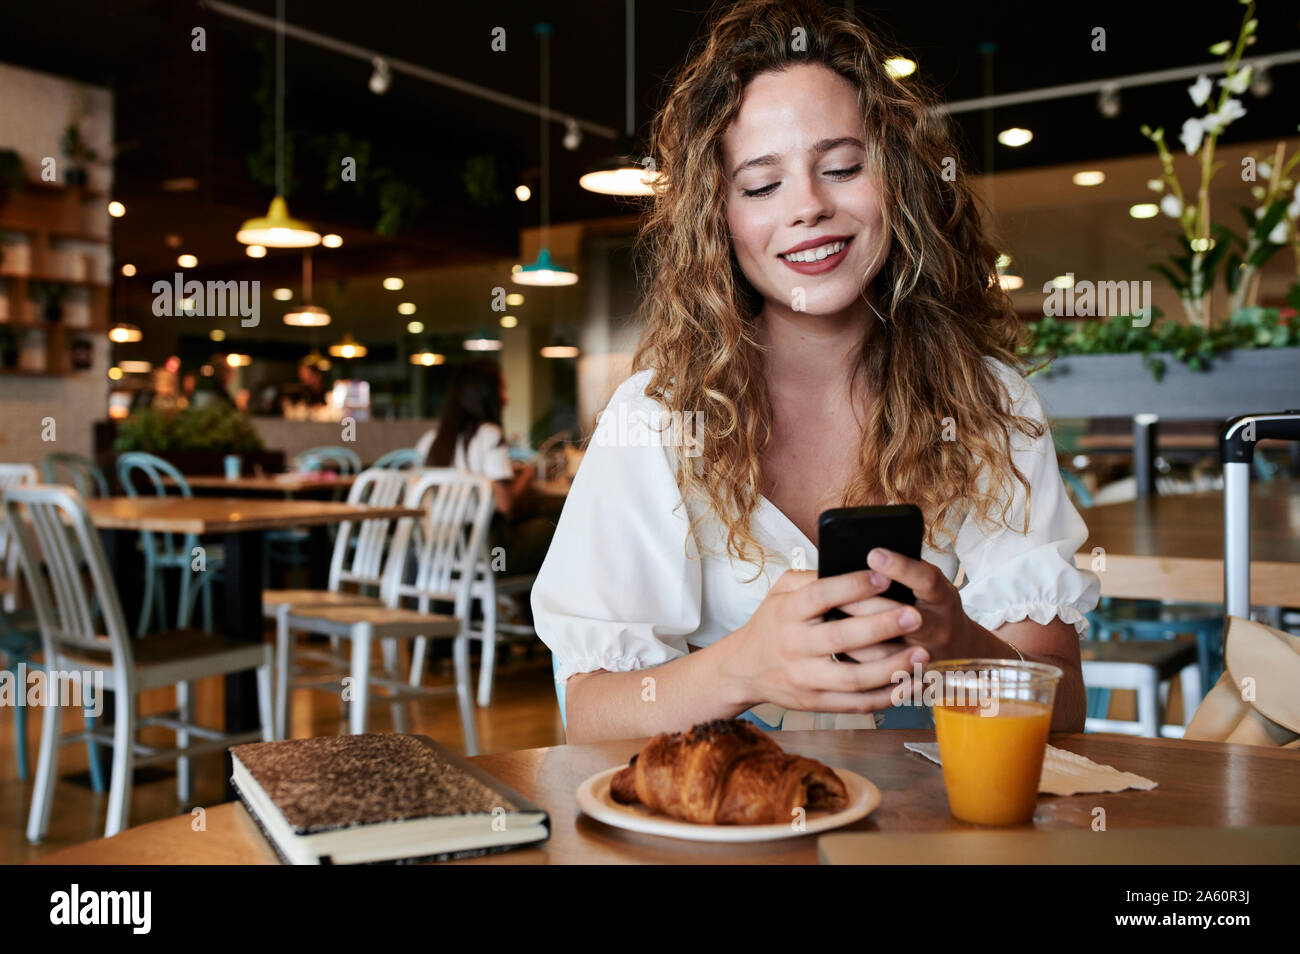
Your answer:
[86,497,421,733]
[1073,479,1300,605]
[33,729,1300,864]
[167,474,357,495]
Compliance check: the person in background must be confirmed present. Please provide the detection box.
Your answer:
[422,359,555,583]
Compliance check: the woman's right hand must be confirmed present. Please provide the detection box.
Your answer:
[722,569,929,714]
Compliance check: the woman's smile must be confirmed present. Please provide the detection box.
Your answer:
[778,235,854,274]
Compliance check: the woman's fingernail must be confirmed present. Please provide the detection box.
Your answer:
[900,608,921,629]
[869,571,888,588]
[910,649,929,665]
[868,548,889,568]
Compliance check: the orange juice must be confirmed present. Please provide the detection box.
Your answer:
[933,699,1052,825]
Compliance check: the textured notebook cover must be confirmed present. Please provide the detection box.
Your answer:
[230,733,548,836]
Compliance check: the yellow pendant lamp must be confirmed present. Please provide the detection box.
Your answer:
[237,0,321,249]
[329,332,367,359]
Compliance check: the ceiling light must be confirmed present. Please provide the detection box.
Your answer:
[165,234,182,248]
[998,274,1024,291]
[369,56,392,95]
[579,163,660,196]
[321,233,343,248]
[505,293,524,306]
[236,196,321,248]
[1129,203,1159,219]
[272,287,293,301]
[225,353,251,367]
[245,244,267,259]
[463,328,503,351]
[540,345,579,359]
[120,263,137,277]
[177,253,198,268]
[382,277,404,291]
[995,253,1012,269]
[512,247,578,286]
[108,323,142,343]
[118,360,152,374]
[328,333,367,359]
[406,320,424,334]
[500,315,518,328]
[410,351,445,366]
[1051,274,1075,289]
[515,185,531,202]
[884,57,917,79]
[563,119,582,151]
[209,329,226,342]
[1072,170,1105,186]
[107,201,125,218]
[997,128,1033,147]
[283,305,331,327]
[397,302,416,315]
[1097,84,1121,119]
[107,366,123,380]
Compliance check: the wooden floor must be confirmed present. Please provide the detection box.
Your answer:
[1,638,564,863]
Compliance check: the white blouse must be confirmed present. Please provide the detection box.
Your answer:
[414,423,513,480]
[531,360,1100,730]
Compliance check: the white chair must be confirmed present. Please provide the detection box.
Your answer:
[471,569,537,707]
[277,470,494,754]
[3,484,273,841]
[262,467,412,739]
[0,464,37,612]
[1082,640,1202,738]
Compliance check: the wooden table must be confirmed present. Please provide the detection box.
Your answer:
[1074,480,1300,605]
[86,498,421,735]
[32,730,1300,864]
[168,474,357,495]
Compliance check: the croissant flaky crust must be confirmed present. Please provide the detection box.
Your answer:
[609,719,849,824]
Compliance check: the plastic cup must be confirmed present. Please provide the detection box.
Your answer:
[223,454,241,480]
[929,658,1062,826]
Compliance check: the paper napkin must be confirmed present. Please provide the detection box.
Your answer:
[903,742,1158,795]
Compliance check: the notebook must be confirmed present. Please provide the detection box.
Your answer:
[230,734,550,865]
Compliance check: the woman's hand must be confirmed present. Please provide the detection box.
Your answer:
[721,569,930,714]
[862,547,976,658]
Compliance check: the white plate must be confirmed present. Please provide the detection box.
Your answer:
[575,764,881,843]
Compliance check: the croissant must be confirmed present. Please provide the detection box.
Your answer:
[609,719,848,824]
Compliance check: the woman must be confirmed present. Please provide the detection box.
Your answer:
[421,360,553,578]
[533,0,1099,743]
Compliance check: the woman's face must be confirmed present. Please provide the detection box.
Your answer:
[722,63,888,319]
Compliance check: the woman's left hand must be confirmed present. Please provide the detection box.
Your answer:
[835,547,977,664]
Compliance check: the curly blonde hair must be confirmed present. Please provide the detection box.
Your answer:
[631,0,1043,570]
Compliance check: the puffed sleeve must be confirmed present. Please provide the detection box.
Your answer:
[954,361,1101,637]
[531,370,702,688]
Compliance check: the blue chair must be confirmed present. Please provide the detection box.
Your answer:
[374,448,421,470]
[0,599,105,791]
[1061,466,1221,734]
[116,453,224,633]
[40,452,109,498]
[297,446,362,475]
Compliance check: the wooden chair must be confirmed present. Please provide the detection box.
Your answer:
[3,485,272,840]
[276,470,493,754]
[261,467,411,739]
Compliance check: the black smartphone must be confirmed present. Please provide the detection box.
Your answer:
[818,504,923,623]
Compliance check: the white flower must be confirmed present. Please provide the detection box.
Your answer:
[1219,66,1252,95]
[1188,74,1214,107]
[1258,162,1272,179]
[1268,220,1289,244]
[1289,183,1300,220]
[1203,98,1247,134]
[1160,194,1183,218]
[1147,178,1164,192]
[1180,117,1205,154]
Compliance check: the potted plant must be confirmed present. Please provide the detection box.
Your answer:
[111,404,281,474]
[30,282,67,322]
[59,123,97,188]
[0,149,24,207]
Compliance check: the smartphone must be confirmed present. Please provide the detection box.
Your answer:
[818,505,923,625]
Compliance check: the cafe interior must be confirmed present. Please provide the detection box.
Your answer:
[0,0,1297,868]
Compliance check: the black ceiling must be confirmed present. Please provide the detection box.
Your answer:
[3,0,1298,284]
